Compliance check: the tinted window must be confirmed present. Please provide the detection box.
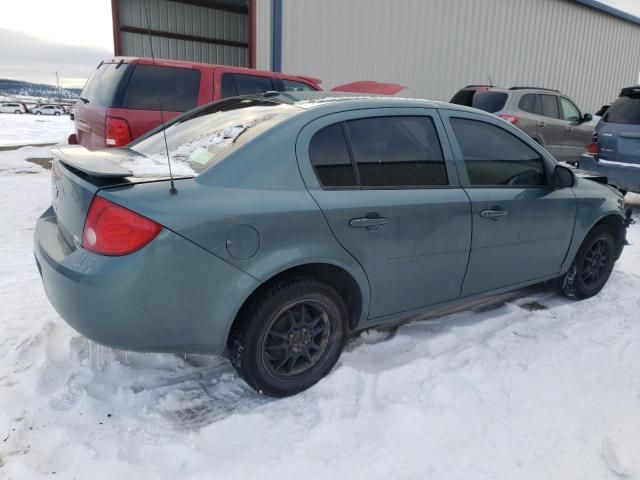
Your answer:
[235,74,274,95]
[540,94,559,118]
[559,97,581,122]
[221,73,237,98]
[282,79,315,91]
[519,94,536,113]
[604,92,640,125]
[121,65,200,112]
[346,116,447,187]
[471,91,508,113]
[130,99,298,173]
[80,63,132,107]
[450,89,476,106]
[309,124,356,187]
[450,118,546,186]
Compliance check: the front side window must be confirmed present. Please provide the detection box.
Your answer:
[540,94,559,119]
[282,79,316,91]
[234,74,274,95]
[450,117,547,187]
[121,65,201,112]
[559,97,581,122]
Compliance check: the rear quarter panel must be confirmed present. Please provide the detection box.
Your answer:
[100,117,371,327]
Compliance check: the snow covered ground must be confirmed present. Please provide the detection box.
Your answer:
[1,140,639,479]
[0,113,74,148]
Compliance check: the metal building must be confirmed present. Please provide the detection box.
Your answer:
[112,0,640,112]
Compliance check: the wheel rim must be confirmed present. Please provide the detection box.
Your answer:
[262,299,332,377]
[581,238,610,287]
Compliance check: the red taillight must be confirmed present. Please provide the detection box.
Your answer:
[498,114,520,125]
[587,143,598,155]
[67,133,78,145]
[82,196,162,256]
[105,116,132,147]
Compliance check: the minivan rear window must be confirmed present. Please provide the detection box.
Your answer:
[604,92,640,125]
[470,91,508,113]
[121,65,201,112]
[79,63,132,107]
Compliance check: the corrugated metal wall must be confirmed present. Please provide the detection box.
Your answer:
[272,0,640,112]
[117,0,249,66]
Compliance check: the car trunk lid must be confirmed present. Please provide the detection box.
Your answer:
[50,146,191,248]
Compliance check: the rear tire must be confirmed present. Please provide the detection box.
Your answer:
[14,110,21,114]
[35,111,41,115]
[54,112,60,116]
[228,277,348,397]
[558,225,616,300]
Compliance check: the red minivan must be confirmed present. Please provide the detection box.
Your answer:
[71,57,404,150]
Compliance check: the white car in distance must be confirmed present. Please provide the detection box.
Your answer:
[31,105,65,116]
[0,102,27,114]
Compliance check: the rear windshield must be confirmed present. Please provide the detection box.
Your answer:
[129,98,299,174]
[470,91,508,113]
[121,64,201,112]
[79,63,132,107]
[450,89,507,113]
[604,92,640,125]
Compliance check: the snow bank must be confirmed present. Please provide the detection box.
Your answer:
[1,145,640,479]
[0,113,74,147]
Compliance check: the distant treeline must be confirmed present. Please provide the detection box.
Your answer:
[0,78,81,99]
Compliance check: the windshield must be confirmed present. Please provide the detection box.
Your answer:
[129,99,300,174]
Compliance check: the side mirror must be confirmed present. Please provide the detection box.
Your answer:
[553,164,575,188]
[582,113,593,123]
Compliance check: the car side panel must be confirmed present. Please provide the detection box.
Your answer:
[561,177,626,270]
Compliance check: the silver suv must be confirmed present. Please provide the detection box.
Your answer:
[451,86,594,164]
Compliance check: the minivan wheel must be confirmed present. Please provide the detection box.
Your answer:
[228,277,347,397]
[558,225,616,300]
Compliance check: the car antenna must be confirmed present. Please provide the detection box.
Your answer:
[143,0,177,194]
[488,76,494,87]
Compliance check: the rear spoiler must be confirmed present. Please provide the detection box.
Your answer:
[331,81,406,96]
[52,146,132,178]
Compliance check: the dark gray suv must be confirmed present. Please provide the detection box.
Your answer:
[451,86,594,164]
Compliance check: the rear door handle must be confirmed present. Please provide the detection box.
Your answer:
[349,216,389,230]
[480,209,508,219]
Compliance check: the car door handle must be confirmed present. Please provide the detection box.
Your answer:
[537,121,546,127]
[349,216,389,230]
[480,209,508,219]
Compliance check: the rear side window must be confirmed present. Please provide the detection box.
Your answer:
[470,91,508,113]
[309,116,448,188]
[347,116,447,187]
[604,92,640,124]
[309,124,356,187]
[80,63,132,107]
[540,94,559,119]
[518,94,542,114]
[450,117,546,186]
[121,65,200,112]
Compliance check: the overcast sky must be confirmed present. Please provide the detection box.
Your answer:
[0,0,639,88]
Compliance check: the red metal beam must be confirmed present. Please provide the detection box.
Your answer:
[111,0,122,56]
[248,0,256,68]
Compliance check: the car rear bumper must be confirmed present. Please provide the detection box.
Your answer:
[34,207,258,354]
[579,154,640,193]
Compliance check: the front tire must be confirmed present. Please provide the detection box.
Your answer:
[228,277,348,397]
[558,225,616,299]
[35,111,41,115]
[15,110,21,114]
